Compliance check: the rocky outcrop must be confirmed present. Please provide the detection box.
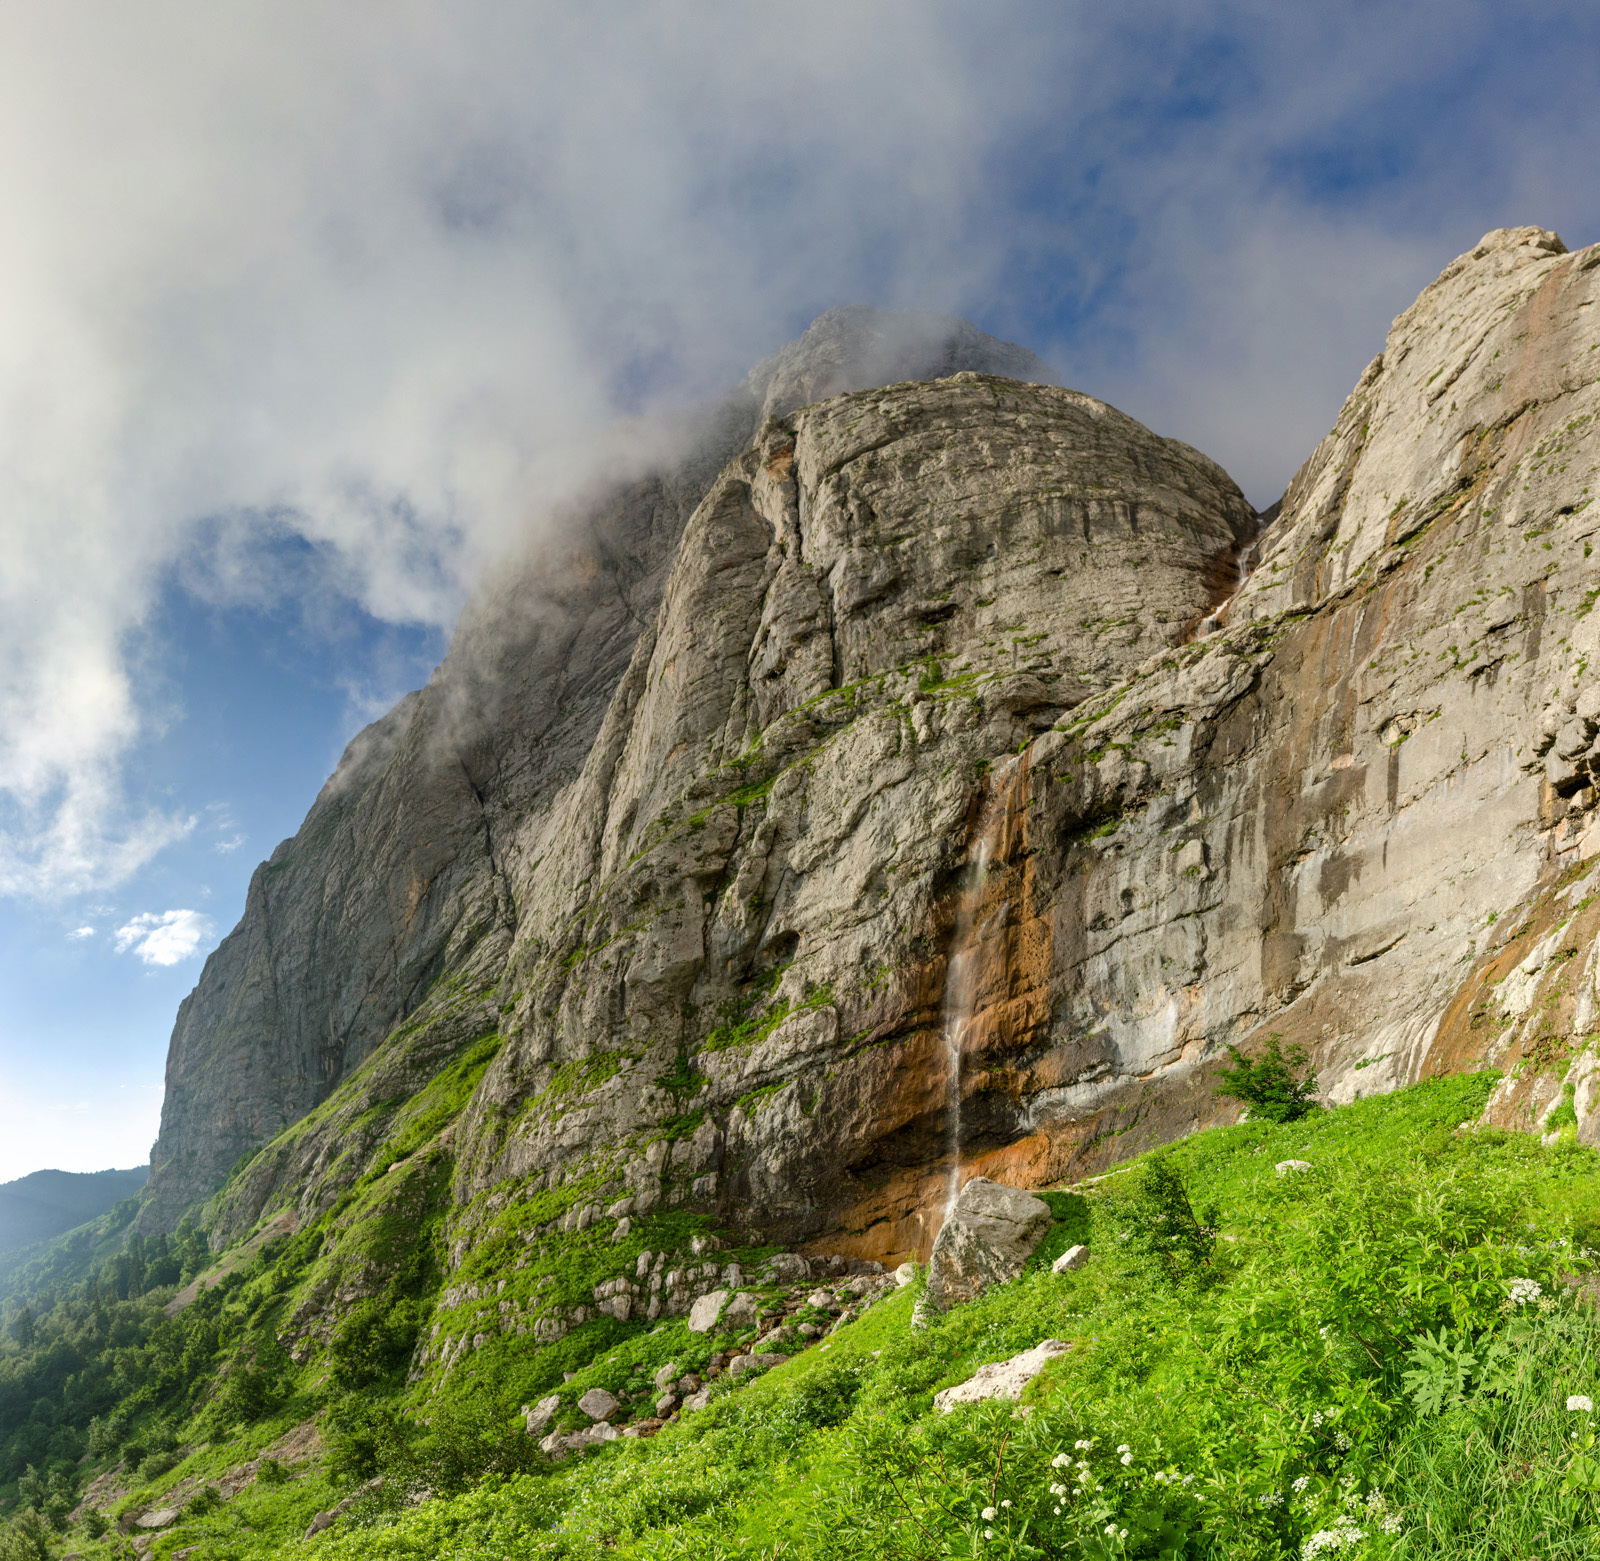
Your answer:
[148,227,1600,1313]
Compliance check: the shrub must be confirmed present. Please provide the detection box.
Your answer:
[1106,1154,1218,1289]
[1214,1032,1319,1122]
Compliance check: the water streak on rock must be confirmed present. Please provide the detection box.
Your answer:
[938,757,1020,1233]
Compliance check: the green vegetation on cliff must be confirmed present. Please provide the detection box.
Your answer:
[4,1074,1600,1558]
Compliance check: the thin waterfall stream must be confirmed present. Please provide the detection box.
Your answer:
[1194,528,1262,638]
[935,756,1018,1235]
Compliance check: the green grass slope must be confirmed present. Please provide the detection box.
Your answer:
[8,1073,1600,1559]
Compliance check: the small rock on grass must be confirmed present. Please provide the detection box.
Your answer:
[1275,1160,1311,1175]
[934,1340,1070,1412]
[1051,1244,1088,1273]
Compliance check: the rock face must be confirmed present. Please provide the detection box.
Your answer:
[921,1178,1053,1315]
[140,308,1055,1232]
[143,228,1600,1325]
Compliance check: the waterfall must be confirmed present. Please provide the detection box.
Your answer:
[1195,533,1261,638]
[936,757,1019,1233]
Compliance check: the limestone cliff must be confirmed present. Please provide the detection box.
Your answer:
[141,308,1056,1229]
[150,228,1600,1299]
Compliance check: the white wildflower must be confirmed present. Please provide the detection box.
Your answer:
[981,1507,997,1520]
[1508,1277,1544,1307]
[1052,1452,1071,1467]
[984,1529,994,1541]
[1301,1516,1368,1557]
[1120,1452,1133,1466]
[1105,1524,1119,1537]
[1569,1394,1595,1413]
[1074,1439,1093,1451]
[1000,1500,1011,1509]
[1292,1475,1310,1494]
[1334,1432,1352,1451]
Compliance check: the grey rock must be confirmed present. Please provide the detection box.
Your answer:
[523,1394,560,1436]
[1275,1160,1312,1176]
[687,1290,730,1333]
[763,1253,811,1284]
[894,1262,917,1286]
[721,1292,761,1332]
[135,1509,179,1530]
[1051,1245,1089,1274]
[922,1179,1053,1316]
[655,1392,679,1417]
[681,1389,713,1413]
[652,1361,680,1392]
[727,1352,785,1379]
[577,1387,619,1422]
[933,1339,1070,1412]
[539,1422,619,1460]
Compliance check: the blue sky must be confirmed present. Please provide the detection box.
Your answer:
[2,1,1599,1180]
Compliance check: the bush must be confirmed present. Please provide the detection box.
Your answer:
[1214,1032,1319,1122]
[327,1297,421,1393]
[1111,1153,1217,1289]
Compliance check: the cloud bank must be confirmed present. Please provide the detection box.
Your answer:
[0,1,1596,899]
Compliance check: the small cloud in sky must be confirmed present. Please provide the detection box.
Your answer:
[213,834,245,854]
[113,909,214,967]
[67,925,95,940]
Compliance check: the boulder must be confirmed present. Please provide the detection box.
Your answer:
[721,1291,761,1331]
[687,1289,730,1333]
[523,1394,560,1436]
[1275,1160,1312,1176]
[934,1340,1071,1412]
[539,1423,619,1459]
[764,1253,811,1283]
[1051,1244,1089,1274]
[921,1178,1053,1316]
[894,1262,917,1286]
[681,1389,713,1412]
[652,1361,681,1391]
[577,1387,619,1422]
[655,1392,679,1417]
[135,1509,180,1530]
[727,1351,785,1379]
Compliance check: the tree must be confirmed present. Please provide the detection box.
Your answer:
[10,1307,33,1349]
[1213,1034,1318,1123]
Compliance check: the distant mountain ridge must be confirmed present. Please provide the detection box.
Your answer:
[0,1167,148,1253]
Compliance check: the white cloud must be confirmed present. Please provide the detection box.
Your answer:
[0,0,1594,897]
[67,925,94,939]
[113,909,215,967]
[213,835,245,855]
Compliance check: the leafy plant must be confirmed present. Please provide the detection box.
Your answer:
[1214,1033,1320,1122]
